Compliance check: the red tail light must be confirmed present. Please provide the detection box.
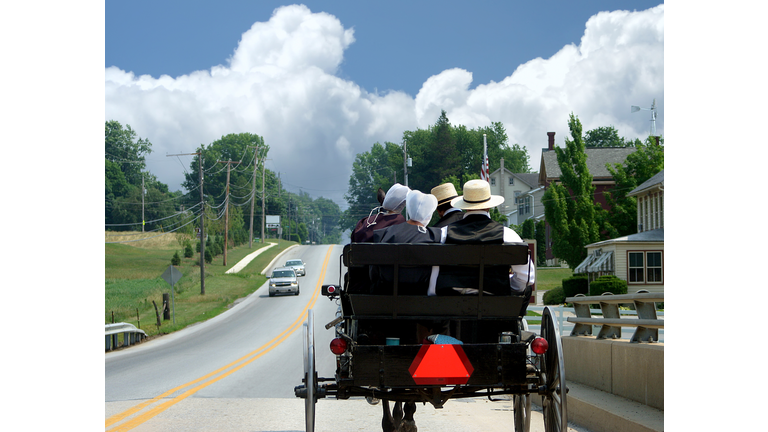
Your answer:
[531,337,548,355]
[330,338,347,355]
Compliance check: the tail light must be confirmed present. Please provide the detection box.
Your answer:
[531,337,548,355]
[330,337,347,355]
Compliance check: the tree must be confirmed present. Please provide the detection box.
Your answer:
[105,120,152,186]
[603,136,664,237]
[584,126,639,148]
[542,114,603,270]
[535,220,546,266]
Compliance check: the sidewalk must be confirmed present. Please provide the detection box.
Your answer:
[224,242,277,274]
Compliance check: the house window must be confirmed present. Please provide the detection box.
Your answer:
[647,252,663,282]
[628,251,663,284]
[524,196,531,214]
[509,177,514,185]
[628,252,644,282]
[490,178,496,186]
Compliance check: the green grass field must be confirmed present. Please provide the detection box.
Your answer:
[105,232,297,337]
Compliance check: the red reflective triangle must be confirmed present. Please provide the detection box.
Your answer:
[409,344,474,385]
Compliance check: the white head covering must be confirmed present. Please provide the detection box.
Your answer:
[382,183,409,213]
[406,189,438,226]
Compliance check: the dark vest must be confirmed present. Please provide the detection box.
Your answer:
[437,214,510,295]
[433,209,464,228]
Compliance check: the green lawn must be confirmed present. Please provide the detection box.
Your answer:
[535,267,573,292]
[106,234,297,337]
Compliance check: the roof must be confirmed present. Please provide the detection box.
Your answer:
[540,147,636,180]
[586,228,664,248]
[489,168,540,189]
[628,169,664,197]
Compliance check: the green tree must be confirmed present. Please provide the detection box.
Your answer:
[603,136,664,237]
[542,113,602,270]
[105,120,153,186]
[521,218,535,240]
[535,220,546,266]
[584,126,639,148]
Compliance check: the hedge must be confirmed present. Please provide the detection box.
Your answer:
[589,275,628,296]
[562,274,588,298]
[543,286,566,305]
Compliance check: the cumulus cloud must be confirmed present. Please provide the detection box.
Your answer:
[105,4,663,209]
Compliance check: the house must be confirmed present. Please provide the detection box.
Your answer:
[487,159,544,227]
[574,170,664,293]
[538,131,637,265]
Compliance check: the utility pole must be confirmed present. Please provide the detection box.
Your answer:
[167,150,205,295]
[261,158,266,244]
[248,146,259,249]
[141,174,145,232]
[217,160,239,266]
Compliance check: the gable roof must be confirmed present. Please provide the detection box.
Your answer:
[540,147,636,181]
[489,168,540,189]
[586,227,664,248]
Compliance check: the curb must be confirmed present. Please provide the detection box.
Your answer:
[261,244,300,275]
[531,381,663,432]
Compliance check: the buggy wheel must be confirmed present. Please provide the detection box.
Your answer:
[541,307,567,432]
[513,394,531,432]
[303,309,317,432]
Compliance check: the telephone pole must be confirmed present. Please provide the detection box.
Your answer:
[167,150,206,295]
[217,160,239,266]
[248,146,259,248]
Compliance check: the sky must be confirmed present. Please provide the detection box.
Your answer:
[105,1,665,210]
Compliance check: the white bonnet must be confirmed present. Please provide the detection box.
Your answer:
[406,189,438,226]
[382,183,410,213]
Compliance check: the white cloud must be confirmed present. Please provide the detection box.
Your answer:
[105,4,664,209]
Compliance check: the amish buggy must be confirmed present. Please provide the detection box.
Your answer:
[294,242,567,432]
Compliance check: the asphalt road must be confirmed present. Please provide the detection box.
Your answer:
[105,244,591,432]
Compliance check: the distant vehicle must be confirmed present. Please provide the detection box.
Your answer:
[268,267,300,297]
[284,259,306,277]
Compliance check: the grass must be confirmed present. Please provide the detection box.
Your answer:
[105,231,298,337]
[535,267,573,292]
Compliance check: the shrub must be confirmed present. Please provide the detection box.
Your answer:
[543,286,566,305]
[589,275,628,296]
[204,249,213,264]
[184,242,194,258]
[562,274,588,298]
[171,251,181,266]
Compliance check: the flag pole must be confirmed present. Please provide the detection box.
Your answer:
[482,133,488,181]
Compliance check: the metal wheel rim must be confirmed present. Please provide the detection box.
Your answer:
[513,394,531,432]
[541,307,567,432]
[304,309,316,432]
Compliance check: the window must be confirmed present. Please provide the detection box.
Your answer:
[628,251,663,284]
[628,252,644,282]
[509,177,514,185]
[490,178,496,186]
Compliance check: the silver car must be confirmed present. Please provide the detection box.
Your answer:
[268,267,300,297]
[284,259,306,277]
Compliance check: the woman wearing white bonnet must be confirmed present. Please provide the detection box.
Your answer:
[350,183,409,244]
[370,189,441,295]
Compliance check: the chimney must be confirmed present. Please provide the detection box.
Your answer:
[547,132,555,151]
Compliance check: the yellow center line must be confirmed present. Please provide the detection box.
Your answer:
[106,245,335,431]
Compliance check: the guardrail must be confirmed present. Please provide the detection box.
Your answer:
[565,292,664,343]
[105,323,147,351]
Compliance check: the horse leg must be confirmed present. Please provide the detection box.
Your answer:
[382,399,394,432]
[400,401,417,432]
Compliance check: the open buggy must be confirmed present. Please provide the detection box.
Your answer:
[295,242,567,432]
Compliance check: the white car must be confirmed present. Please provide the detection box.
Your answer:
[284,259,306,277]
[268,267,300,297]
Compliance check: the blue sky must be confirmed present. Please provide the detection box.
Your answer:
[105,1,665,209]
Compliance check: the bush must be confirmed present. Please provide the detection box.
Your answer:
[184,242,194,258]
[204,249,213,264]
[543,286,566,305]
[171,251,181,266]
[562,274,588,298]
[589,275,628,296]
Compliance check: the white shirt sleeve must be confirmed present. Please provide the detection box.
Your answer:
[503,227,535,291]
[426,226,448,296]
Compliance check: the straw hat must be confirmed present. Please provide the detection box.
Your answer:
[450,179,505,210]
[431,183,459,206]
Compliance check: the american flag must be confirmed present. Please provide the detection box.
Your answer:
[480,134,489,182]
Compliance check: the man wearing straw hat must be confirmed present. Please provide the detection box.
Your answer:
[430,182,464,227]
[427,179,535,296]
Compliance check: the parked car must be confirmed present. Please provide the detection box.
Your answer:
[268,267,300,297]
[284,259,306,277]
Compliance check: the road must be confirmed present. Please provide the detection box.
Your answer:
[106,244,591,432]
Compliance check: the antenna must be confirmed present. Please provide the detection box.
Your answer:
[631,99,657,136]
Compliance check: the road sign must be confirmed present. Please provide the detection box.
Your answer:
[408,344,474,385]
[161,265,182,324]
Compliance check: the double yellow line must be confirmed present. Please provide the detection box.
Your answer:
[106,246,335,431]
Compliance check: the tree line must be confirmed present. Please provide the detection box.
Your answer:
[105,121,343,247]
